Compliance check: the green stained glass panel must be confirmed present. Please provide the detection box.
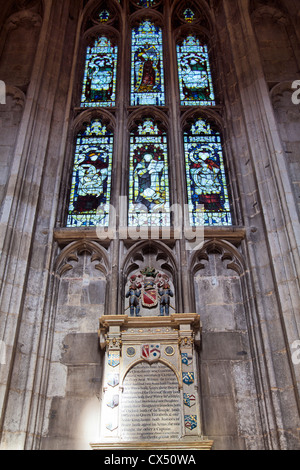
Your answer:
[177,36,215,106]
[184,119,232,226]
[81,36,118,108]
[129,119,170,226]
[67,120,113,227]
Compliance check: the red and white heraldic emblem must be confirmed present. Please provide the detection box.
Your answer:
[141,344,161,363]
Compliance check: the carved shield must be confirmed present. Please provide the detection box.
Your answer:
[183,393,196,408]
[108,352,120,368]
[184,415,197,431]
[181,352,193,366]
[182,372,194,386]
[106,395,119,409]
[107,373,119,388]
[141,286,158,308]
[141,344,161,363]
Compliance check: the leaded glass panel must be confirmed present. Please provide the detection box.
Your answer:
[67,119,113,227]
[184,119,232,226]
[177,36,215,106]
[81,36,118,108]
[134,0,158,6]
[129,119,170,226]
[131,20,165,106]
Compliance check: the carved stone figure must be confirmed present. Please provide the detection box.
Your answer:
[125,277,141,317]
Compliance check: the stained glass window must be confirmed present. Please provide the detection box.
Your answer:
[184,119,232,226]
[177,36,215,106]
[67,119,113,227]
[81,36,118,108]
[129,118,170,226]
[131,20,165,106]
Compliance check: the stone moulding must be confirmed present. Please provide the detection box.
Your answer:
[90,440,214,450]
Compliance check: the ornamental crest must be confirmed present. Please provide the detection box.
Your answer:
[141,343,161,363]
[106,395,119,409]
[181,352,193,366]
[182,372,194,386]
[183,393,196,408]
[184,415,197,431]
[126,267,174,317]
[106,420,118,432]
[108,352,120,368]
[107,373,119,388]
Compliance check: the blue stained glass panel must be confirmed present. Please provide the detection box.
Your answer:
[67,120,113,227]
[135,0,158,6]
[184,119,232,226]
[177,36,215,106]
[129,119,170,226]
[131,20,165,106]
[81,36,118,108]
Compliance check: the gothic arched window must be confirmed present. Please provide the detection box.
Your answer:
[184,118,232,226]
[67,118,113,227]
[131,20,165,106]
[81,35,118,108]
[65,1,234,232]
[128,118,170,226]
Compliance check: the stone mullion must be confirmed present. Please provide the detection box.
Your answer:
[165,1,190,314]
[179,330,199,437]
[113,2,129,315]
[0,0,74,449]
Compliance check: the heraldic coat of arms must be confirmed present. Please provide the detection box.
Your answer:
[125,267,174,317]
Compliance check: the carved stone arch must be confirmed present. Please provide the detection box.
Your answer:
[250,1,299,83]
[181,108,224,135]
[121,240,178,316]
[190,239,245,277]
[123,240,177,278]
[190,239,248,331]
[72,108,116,136]
[250,0,289,23]
[0,5,43,88]
[127,106,169,134]
[82,24,120,49]
[120,357,181,389]
[55,240,109,278]
[6,85,26,109]
[129,8,164,29]
[81,0,122,33]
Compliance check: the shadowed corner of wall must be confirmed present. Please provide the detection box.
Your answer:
[0,81,6,105]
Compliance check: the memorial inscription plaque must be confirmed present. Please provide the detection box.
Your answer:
[92,314,214,450]
[121,362,181,441]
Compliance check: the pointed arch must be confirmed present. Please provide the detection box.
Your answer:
[55,239,109,277]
